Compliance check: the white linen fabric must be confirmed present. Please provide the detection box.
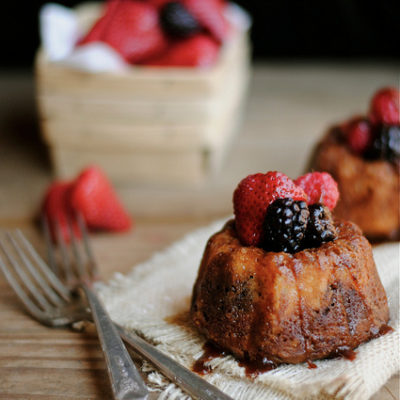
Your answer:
[98,219,399,400]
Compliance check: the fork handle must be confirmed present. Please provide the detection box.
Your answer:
[82,283,149,400]
[116,324,234,400]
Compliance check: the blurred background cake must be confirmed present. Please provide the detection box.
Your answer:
[308,88,400,241]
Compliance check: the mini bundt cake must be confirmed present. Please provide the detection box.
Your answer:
[308,87,400,241]
[190,171,389,365]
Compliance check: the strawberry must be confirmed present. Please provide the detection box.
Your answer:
[295,172,339,211]
[144,34,219,67]
[69,166,132,232]
[345,116,373,155]
[233,172,307,247]
[182,0,230,43]
[80,1,168,64]
[42,181,81,243]
[368,87,400,125]
[78,0,120,45]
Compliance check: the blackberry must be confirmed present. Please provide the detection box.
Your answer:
[160,2,200,38]
[304,204,337,249]
[366,124,400,163]
[263,198,309,254]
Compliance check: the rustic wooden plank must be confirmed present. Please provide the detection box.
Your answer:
[0,358,106,370]
[0,367,112,398]
[371,377,400,400]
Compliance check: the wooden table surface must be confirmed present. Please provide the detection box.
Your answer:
[0,63,399,399]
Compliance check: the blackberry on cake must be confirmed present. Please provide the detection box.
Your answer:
[366,124,400,163]
[263,198,309,253]
[305,203,337,248]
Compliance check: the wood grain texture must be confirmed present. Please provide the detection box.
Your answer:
[0,63,399,399]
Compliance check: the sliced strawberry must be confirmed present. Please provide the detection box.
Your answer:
[69,166,132,232]
[42,181,80,243]
[80,1,168,64]
[78,0,120,45]
[144,34,219,67]
[183,0,230,42]
[233,171,307,247]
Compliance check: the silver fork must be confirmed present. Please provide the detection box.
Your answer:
[45,216,234,400]
[0,228,149,400]
[42,215,150,400]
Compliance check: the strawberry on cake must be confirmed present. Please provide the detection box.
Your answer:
[191,171,389,366]
[308,87,400,241]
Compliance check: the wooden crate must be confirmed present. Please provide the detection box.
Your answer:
[35,5,251,186]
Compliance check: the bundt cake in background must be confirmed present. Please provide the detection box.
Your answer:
[191,171,389,366]
[308,87,400,241]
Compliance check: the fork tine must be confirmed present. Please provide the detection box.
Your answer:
[16,230,70,301]
[55,219,74,285]
[42,214,58,275]
[0,236,52,312]
[10,231,66,307]
[0,254,48,321]
[77,213,99,280]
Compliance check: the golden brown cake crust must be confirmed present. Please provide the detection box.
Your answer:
[309,128,400,241]
[190,219,389,364]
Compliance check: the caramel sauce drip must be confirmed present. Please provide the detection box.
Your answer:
[331,346,357,361]
[192,342,277,378]
[376,324,393,337]
[307,360,318,369]
[192,343,227,375]
[238,357,277,378]
[335,324,393,362]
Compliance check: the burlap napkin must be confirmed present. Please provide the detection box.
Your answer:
[98,219,399,400]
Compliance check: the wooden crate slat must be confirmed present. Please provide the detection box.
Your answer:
[35,31,249,100]
[36,3,251,186]
[50,146,211,186]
